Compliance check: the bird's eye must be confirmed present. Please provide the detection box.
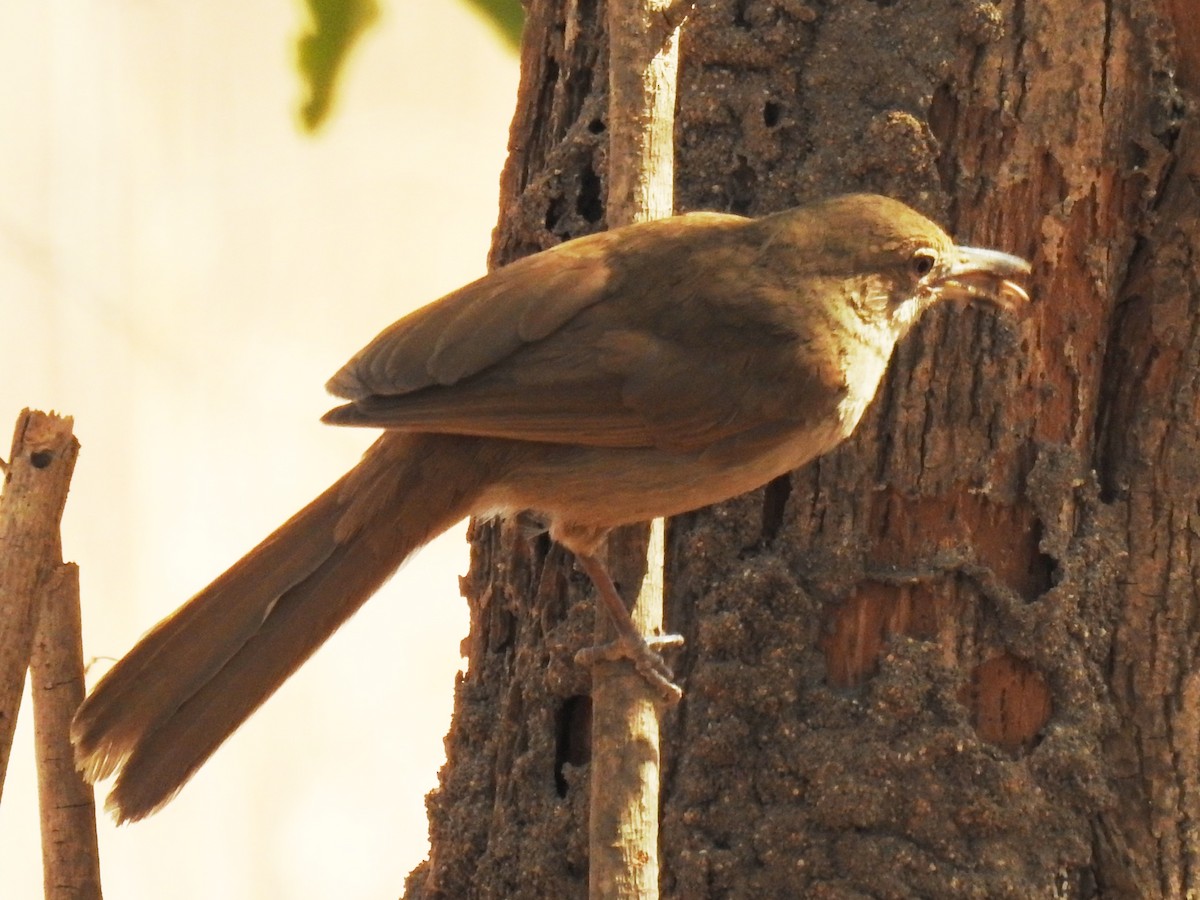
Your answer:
[911,250,937,277]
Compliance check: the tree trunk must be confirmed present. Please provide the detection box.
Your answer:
[405,1,1199,897]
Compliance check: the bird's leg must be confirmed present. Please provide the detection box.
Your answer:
[572,552,685,703]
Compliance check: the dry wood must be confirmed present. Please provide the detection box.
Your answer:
[589,2,693,898]
[31,562,102,899]
[589,522,666,898]
[0,410,79,800]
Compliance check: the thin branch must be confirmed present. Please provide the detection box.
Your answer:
[32,562,103,900]
[589,1,694,898]
[0,409,79,799]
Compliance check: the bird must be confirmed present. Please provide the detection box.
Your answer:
[71,193,1031,822]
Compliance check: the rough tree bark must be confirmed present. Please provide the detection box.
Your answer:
[405,1,1198,897]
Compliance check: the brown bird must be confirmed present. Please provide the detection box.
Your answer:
[72,193,1030,822]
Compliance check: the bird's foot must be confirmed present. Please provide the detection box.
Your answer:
[576,632,685,704]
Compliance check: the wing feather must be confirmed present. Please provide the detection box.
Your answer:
[322,210,845,453]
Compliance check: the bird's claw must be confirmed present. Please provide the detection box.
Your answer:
[576,632,685,704]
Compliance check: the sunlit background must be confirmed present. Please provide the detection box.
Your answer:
[1,2,518,897]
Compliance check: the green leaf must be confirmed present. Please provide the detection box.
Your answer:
[295,0,382,132]
[461,0,524,51]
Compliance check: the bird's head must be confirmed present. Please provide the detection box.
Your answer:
[766,194,1031,342]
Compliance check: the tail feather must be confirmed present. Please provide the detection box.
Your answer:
[72,491,345,786]
[72,433,490,822]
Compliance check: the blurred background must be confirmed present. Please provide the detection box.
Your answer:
[0,2,518,897]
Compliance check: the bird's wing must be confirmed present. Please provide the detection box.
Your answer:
[326,213,742,399]
[324,214,847,452]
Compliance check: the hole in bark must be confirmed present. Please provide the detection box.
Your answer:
[927,84,959,197]
[763,100,781,127]
[565,67,594,118]
[587,117,605,134]
[577,165,603,223]
[576,0,598,25]
[554,694,592,796]
[1130,143,1148,170]
[544,195,567,232]
[30,450,53,468]
[727,156,757,215]
[760,473,792,543]
[1027,520,1057,598]
[733,0,751,28]
[1093,294,1146,504]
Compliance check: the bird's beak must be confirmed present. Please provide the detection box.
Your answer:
[938,246,1032,312]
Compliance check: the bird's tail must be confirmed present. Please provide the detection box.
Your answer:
[72,432,491,822]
